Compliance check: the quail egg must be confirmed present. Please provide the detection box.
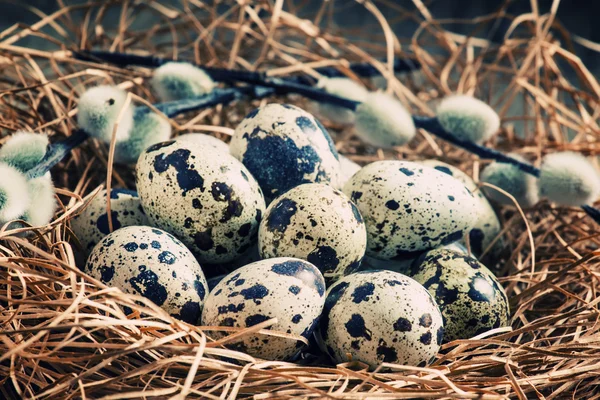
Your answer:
[136,139,265,266]
[316,270,444,368]
[229,103,341,202]
[71,188,149,255]
[201,257,326,360]
[406,248,510,342]
[86,225,208,324]
[419,160,503,257]
[343,160,478,259]
[259,183,366,281]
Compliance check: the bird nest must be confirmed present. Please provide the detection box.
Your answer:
[1,1,600,398]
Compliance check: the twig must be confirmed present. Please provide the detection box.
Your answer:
[73,49,421,78]
[412,117,541,177]
[25,87,273,179]
[25,129,89,179]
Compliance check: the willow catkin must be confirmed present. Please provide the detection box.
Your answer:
[436,95,500,144]
[77,85,135,143]
[0,131,49,172]
[151,62,215,102]
[538,151,600,206]
[354,91,416,148]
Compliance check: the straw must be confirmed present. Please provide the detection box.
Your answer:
[1,0,600,398]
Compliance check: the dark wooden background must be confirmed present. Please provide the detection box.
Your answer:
[1,1,597,75]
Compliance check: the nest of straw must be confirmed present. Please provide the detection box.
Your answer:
[1,1,599,398]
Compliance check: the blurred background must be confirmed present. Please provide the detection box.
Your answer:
[1,0,598,74]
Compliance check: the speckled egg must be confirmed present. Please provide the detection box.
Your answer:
[71,188,149,255]
[86,225,208,324]
[136,139,265,266]
[316,270,443,368]
[342,161,478,259]
[406,248,510,342]
[419,160,503,257]
[201,257,326,360]
[177,133,230,153]
[258,183,366,281]
[229,103,341,202]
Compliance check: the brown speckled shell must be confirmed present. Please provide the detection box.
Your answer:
[71,188,149,256]
[201,257,325,360]
[342,160,478,259]
[86,226,208,325]
[136,139,265,265]
[316,270,444,368]
[419,160,503,258]
[408,248,510,342]
[258,183,367,281]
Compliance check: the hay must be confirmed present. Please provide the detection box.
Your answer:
[1,1,600,398]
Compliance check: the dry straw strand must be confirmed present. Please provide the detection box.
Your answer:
[1,0,600,398]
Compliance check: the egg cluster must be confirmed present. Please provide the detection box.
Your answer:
[9,50,600,375]
[64,67,513,369]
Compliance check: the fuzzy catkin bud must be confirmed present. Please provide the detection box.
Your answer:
[436,95,500,144]
[538,151,600,206]
[114,111,172,165]
[315,77,368,125]
[0,131,49,173]
[151,62,215,102]
[78,85,134,143]
[22,173,56,227]
[0,163,30,221]
[354,91,416,148]
[480,154,539,208]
